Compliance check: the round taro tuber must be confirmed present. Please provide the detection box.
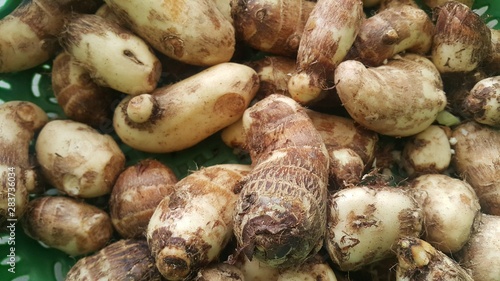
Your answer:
[21,196,114,256]
[325,185,423,271]
[431,1,492,74]
[334,53,447,137]
[410,174,481,253]
[451,121,500,215]
[0,0,102,73]
[104,0,236,66]
[231,0,315,57]
[35,119,125,198]
[401,125,453,177]
[147,164,251,280]
[65,239,162,281]
[463,75,500,127]
[109,159,178,239]
[233,94,330,268]
[0,101,48,226]
[113,62,259,153]
[58,14,162,95]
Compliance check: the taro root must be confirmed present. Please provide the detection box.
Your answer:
[231,0,315,57]
[113,62,259,153]
[35,119,125,198]
[334,53,447,137]
[58,14,162,95]
[0,0,102,72]
[346,3,434,67]
[51,52,121,129]
[104,0,235,66]
[109,159,178,239]
[287,0,364,104]
[246,56,297,100]
[147,164,251,281]
[65,239,162,281]
[194,263,245,281]
[0,101,48,226]
[233,94,330,268]
[325,185,423,271]
[21,196,114,256]
[457,214,500,281]
[410,174,481,253]
[451,121,500,215]
[431,1,492,74]
[395,237,474,281]
[463,75,500,127]
[401,125,453,177]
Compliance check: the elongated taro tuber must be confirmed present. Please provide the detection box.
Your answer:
[395,236,474,281]
[147,164,251,280]
[287,0,364,104]
[0,0,101,72]
[51,52,121,129]
[0,101,48,226]
[59,14,162,95]
[233,94,330,268]
[109,159,178,239]
[35,119,125,198]
[104,0,235,66]
[334,53,447,137]
[246,56,297,100]
[346,3,434,66]
[431,1,492,73]
[411,174,481,253]
[325,185,423,271]
[451,121,500,215]
[231,0,315,57]
[21,196,114,256]
[65,239,162,281]
[113,62,259,153]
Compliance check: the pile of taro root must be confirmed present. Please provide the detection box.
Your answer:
[1,0,499,280]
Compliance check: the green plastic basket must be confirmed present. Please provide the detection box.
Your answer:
[0,0,499,280]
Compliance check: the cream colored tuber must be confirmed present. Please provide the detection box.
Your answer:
[401,125,453,177]
[334,53,447,137]
[59,14,162,95]
[113,62,259,153]
[104,0,235,66]
[0,0,101,72]
[463,75,500,127]
[325,185,423,271]
[411,174,481,253]
[35,119,125,198]
[147,164,251,280]
[0,101,48,227]
[395,236,474,281]
[451,121,500,215]
[287,0,364,104]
